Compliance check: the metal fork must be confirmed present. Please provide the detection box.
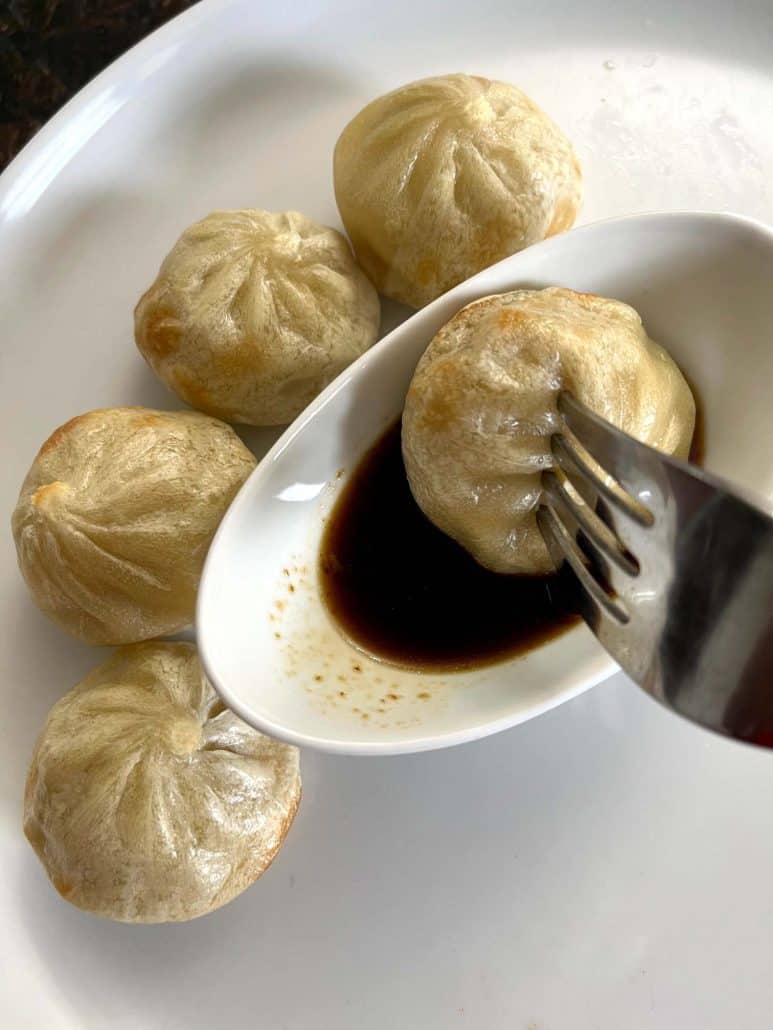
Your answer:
[537,392,773,749]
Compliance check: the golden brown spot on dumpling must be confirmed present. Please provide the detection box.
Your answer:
[496,308,529,331]
[137,300,182,362]
[410,359,460,433]
[23,816,44,851]
[172,369,215,414]
[52,874,75,899]
[214,338,263,379]
[467,220,509,271]
[569,290,608,309]
[131,412,165,429]
[415,257,438,287]
[30,481,67,508]
[38,413,95,456]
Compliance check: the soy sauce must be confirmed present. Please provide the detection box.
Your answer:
[319,419,580,672]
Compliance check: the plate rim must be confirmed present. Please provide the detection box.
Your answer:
[0,0,236,214]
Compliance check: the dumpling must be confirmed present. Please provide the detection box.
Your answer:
[11,407,255,644]
[24,642,301,923]
[134,209,381,425]
[402,288,695,575]
[334,73,582,308]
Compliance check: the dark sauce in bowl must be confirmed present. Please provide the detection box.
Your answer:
[319,419,580,672]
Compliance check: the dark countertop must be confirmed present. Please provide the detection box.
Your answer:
[0,0,197,170]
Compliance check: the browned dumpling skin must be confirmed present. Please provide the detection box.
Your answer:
[334,73,582,308]
[11,407,255,644]
[402,288,695,575]
[24,642,301,923]
[135,209,381,425]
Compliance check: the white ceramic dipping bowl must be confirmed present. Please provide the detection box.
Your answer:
[198,211,773,755]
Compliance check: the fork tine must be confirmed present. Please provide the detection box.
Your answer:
[536,505,630,626]
[552,429,654,530]
[542,469,639,577]
[556,392,656,527]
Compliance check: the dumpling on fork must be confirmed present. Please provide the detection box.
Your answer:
[401,287,695,575]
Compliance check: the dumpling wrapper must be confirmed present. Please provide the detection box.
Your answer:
[402,287,696,575]
[24,642,301,923]
[135,209,381,426]
[12,407,256,644]
[334,73,582,308]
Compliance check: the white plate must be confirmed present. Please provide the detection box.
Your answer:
[2,1,773,1027]
[198,210,773,755]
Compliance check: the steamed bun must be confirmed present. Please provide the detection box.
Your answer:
[24,642,301,923]
[402,288,695,575]
[135,209,381,425]
[334,73,582,308]
[12,407,255,644]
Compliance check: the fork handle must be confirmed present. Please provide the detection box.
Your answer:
[655,479,773,747]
